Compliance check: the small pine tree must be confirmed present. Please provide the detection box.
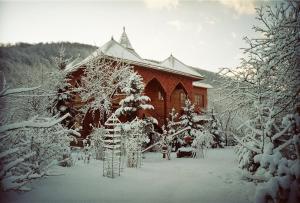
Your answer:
[166,108,180,135]
[209,110,225,148]
[115,72,153,121]
[178,99,213,158]
[179,99,203,138]
[164,108,181,151]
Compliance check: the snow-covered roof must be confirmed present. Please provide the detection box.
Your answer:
[78,38,144,66]
[193,81,213,89]
[68,28,204,79]
[160,54,203,78]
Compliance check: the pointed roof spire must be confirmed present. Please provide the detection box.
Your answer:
[119,26,134,50]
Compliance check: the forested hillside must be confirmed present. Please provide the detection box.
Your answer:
[0,42,97,87]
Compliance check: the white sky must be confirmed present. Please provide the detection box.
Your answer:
[0,0,270,72]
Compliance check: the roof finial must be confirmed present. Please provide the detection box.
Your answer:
[119,27,133,50]
[111,35,114,40]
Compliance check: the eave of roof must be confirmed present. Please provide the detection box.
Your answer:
[192,81,213,89]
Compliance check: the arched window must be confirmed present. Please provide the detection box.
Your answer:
[195,94,204,107]
[158,91,164,101]
[180,92,186,106]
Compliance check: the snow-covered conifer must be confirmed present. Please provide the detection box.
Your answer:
[208,109,225,148]
[178,99,213,157]
[115,72,153,121]
[166,108,180,135]
[179,99,204,138]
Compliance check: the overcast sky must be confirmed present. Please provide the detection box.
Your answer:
[0,0,271,72]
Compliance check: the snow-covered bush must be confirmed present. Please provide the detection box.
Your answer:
[235,103,275,173]
[0,59,72,191]
[115,72,153,121]
[233,105,300,203]
[121,118,151,168]
[0,112,71,191]
[191,130,214,159]
[90,126,106,160]
[235,140,260,173]
[254,113,300,203]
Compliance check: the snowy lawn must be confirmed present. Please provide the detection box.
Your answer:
[1,148,255,203]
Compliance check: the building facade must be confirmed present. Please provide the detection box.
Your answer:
[65,28,211,137]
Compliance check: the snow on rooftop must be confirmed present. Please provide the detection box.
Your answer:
[101,39,144,62]
[68,28,204,79]
[160,54,203,78]
[193,81,213,89]
[66,39,144,71]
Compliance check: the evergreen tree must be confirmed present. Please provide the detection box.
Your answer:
[115,72,153,121]
[179,99,203,138]
[178,99,214,157]
[166,108,180,135]
[164,108,181,151]
[209,110,225,148]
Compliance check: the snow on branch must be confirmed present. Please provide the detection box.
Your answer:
[242,170,269,182]
[0,113,70,134]
[0,86,40,98]
[232,133,261,154]
[142,127,191,153]
[0,148,20,159]
[271,122,292,141]
[0,152,36,177]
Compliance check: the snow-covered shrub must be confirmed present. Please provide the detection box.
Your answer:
[121,118,151,168]
[234,102,277,173]
[90,126,106,160]
[115,72,153,121]
[58,147,73,167]
[253,113,300,203]
[191,130,214,159]
[0,117,71,191]
[235,139,260,172]
[0,68,72,191]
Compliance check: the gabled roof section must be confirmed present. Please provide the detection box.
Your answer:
[67,38,144,70]
[160,54,203,78]
[100,38,143,62]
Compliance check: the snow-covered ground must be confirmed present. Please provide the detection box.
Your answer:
[1,148,255,203]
